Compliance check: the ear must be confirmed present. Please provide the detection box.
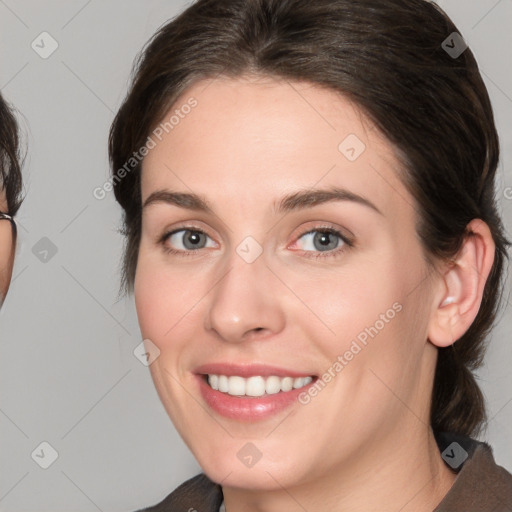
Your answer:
[428,219,495,348]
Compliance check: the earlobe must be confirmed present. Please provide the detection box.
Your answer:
[428,219,495,348]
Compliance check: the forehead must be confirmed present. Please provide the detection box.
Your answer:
[140,75,412,222]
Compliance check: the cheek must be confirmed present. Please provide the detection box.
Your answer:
[290,263,401,340]
[293,259,421,384]
[134,251,173,342]
[134,252,207,347]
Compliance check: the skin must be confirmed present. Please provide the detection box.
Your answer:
[135,74,495,511]
[0,193,15,305]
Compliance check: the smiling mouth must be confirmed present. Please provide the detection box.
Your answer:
[202,374,317,397]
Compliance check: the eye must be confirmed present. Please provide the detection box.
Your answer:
[161,228,216,254]
[158,225,353,259]
[292,227,352,259]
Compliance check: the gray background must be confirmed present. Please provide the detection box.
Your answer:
[0,1,511,510]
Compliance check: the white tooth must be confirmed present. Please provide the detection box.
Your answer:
[208,374,219,390]
[281,376,294,392]
[218,375,229,392]
[265,376,281,394]
[211,374,313,395]
[293,377,305,389]
[228,376,246,395]
[246,376,266,397]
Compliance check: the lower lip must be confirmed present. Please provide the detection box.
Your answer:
[196,375,316,421]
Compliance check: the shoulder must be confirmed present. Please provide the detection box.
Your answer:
[133,473,223,512]
[435,431,512,511]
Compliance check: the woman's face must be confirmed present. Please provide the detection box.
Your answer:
[135,75,441,490]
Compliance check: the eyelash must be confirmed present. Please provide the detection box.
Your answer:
[158,224,354,260]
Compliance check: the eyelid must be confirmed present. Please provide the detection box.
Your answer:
[287,223,353,257]
[289,222,353,246]
[157,223,218,247]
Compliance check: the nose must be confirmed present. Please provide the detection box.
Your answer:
[204,245,286,344]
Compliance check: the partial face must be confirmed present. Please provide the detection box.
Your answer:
[0,194,15,305]
[135,75,439,490]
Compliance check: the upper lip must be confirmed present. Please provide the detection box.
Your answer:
[194,363,316,379]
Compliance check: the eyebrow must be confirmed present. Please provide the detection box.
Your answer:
[142,186,383,216]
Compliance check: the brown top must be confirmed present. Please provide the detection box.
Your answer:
[433,432,512,511]
[136,432,512,512]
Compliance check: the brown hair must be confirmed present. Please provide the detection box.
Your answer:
[108,0,510,438]
[0,92,23,215]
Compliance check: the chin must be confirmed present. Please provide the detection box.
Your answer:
[187,435,312,491]
[201,458,301,491]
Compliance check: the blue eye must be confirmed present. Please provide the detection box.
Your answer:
[294,228,352,259]
[297,229,342,251]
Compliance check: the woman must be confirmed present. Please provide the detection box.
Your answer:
[109,0,512,510]
[0,91,23,307]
